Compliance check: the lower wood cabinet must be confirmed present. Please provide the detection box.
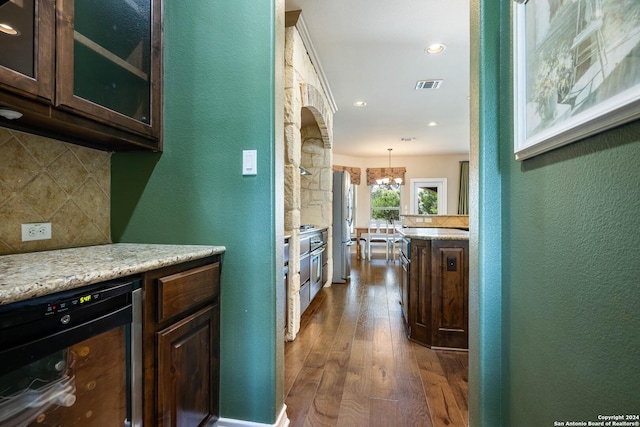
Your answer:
[143,256,221,426]
[408,239,468,350]
[157,305,218,427]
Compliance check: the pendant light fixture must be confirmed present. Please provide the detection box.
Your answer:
[376,148,403,188]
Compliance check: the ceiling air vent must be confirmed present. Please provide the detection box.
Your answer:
[415,79,443,90]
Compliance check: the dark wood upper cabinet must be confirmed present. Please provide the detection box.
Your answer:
[55,0,161,140]
[0,0,162,151]
[0,0,54,100]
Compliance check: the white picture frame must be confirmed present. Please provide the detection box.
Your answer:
[513,0,640,160]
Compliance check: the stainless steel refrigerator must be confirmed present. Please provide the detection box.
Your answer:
[332,170,353,283]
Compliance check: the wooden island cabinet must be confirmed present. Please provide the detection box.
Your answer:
[142,255,221,427]
[402,229,469,350]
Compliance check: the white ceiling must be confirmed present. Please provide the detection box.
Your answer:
[284,0,471,158]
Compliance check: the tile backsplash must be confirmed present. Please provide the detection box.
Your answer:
[0,128,111,255]
[401,214,469,229]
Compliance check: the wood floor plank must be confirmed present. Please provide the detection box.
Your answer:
[354,285,375,342]
[345,339,373,369]
[286,367,324,426]
[304,292,347,368]
[389,311,409,342]
[372,317,394,364]
[437,351,469,426]
[419,368,466,427]
[370,317,398,400]
[372,282,390,318]
[336,339,372,426]
[369,362,398,401]
[336,369,371,426]
[304,350,350,427]
[412,343,465,427]
[285,321,322,395]
[369,398,399,427]
[397,376,434,427]
[392,335,421,380]
[330,305,358,353]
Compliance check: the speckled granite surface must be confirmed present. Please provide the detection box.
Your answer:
[400,227,469,240]
[0,243,225,306]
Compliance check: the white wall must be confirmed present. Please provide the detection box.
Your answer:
[334,153,469,228]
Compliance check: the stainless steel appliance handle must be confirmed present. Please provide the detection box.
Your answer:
[129,288,143,427]
[310,246,326,255]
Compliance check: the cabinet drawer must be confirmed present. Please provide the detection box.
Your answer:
[300,254,310,285]
[157,263,220,323]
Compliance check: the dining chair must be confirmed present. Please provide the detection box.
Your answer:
[367,220,390,260]
[387,219,402,262]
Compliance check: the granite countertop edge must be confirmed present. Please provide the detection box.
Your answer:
[0,243,226,306]
[399,227,470,241]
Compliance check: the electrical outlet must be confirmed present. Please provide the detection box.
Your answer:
[21,223,52,241]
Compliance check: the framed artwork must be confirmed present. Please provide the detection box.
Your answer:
[513,0,640,160]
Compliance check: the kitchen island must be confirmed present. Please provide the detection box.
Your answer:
[399,228,469,350]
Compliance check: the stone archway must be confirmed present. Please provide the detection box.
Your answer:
[283,25,334,340]
[300,83,332,149]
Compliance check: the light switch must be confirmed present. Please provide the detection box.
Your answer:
[242,150,257,175]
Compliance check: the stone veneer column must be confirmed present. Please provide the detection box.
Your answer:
[283,25,334,341]
[284,26,302,340]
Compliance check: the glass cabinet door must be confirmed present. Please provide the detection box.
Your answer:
[0,0,54,99]
[56,0,160,139]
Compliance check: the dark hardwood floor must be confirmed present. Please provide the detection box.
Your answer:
[285,255,469,427]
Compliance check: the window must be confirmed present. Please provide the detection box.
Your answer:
[370,184,401,221]
[417,187,438,214]
[410,178,447,215]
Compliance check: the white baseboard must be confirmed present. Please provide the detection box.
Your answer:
[215,405,289,427]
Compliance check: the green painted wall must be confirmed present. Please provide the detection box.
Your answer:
[469,0,506,425]
[503,122,640,425]
[478,0,640,425]
[111,1,284,424]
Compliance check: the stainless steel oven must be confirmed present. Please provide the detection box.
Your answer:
[309,232,326,301]
[0,277,142,427]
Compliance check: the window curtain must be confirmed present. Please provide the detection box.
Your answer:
[333,165,361,185]
[365,167,406,186]
[458,161,469,214]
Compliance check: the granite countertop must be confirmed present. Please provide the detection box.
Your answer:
[0,243,226,306]
[400,227,469,240]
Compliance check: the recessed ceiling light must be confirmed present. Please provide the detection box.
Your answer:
[425,43,446,54]
[353,101,367,107]
[427,122,438,127]
[0,23,20,36]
